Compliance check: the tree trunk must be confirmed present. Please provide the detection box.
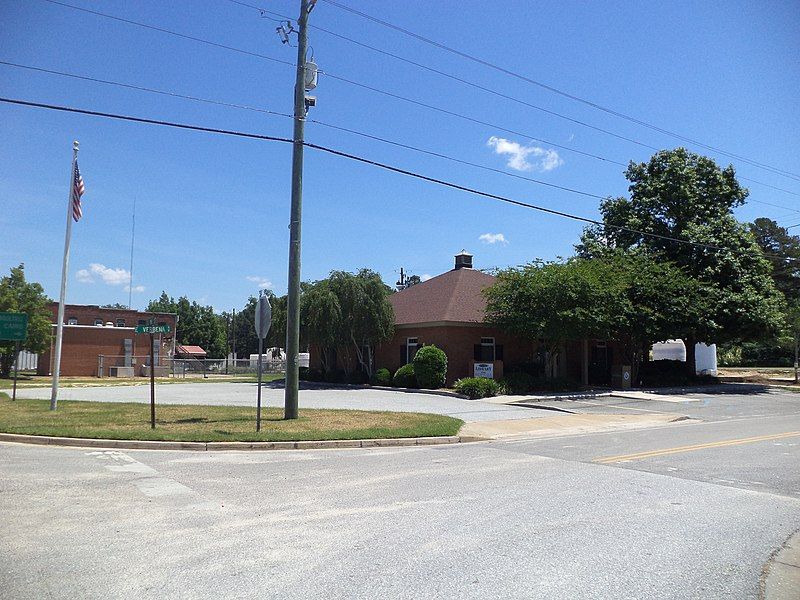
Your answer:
[0,351,13,379]
[683,337,697,378]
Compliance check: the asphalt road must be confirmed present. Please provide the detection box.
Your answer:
[14,382,542,422]
[1,389,799,598]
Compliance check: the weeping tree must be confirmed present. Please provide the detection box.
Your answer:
[302,269,394,376]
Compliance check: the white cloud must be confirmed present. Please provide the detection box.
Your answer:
[420,274,432,282]
[479,233,508,245]
[124,285,145,293]
[76,263,132,286]
[487,136,564,172]
[246,275,273,290]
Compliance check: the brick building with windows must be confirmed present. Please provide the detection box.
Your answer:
[372,251,531,384]
[36,303,178,377]
[311,251,624,386]
[374,251,623,385]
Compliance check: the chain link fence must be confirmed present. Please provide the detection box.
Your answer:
[97,355,286,378]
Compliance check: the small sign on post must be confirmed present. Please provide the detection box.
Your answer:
[0,312,28,402]
[136,320,170,429]
[254,294,272,432]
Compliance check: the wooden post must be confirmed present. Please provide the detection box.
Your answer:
[149,333,156,429]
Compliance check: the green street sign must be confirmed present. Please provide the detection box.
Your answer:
[135,324,171,334]
[0,312,28,341]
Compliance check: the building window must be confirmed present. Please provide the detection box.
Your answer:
[476,337,495,362]
[94,318,103,326]
[67,317,78,325]
[137,319,146,326]
[406,337,419,364]
[115,318,125,327]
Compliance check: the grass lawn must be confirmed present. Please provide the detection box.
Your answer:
[0,393,463,442]
[0,373,284,389]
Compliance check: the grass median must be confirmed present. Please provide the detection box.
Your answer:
[0,393,463,442]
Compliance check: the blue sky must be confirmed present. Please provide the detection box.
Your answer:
[1,0,799,311]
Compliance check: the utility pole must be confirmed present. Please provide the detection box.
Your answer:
[396,267,406,291]
[284,0,316,420]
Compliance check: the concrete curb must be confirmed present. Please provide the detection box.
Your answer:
[507,382,769,403]
[294,380,468,399]
[0,432,486,452]
[762,530,800,600]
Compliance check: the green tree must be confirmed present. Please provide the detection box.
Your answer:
[0,265,52,378]
[147,293,227,358]
[223,294,287,360]
[748,217,800,302]
[301,270,394,376]
[578,148,785,373]
[485,258,630,377]
[486,253,708,383]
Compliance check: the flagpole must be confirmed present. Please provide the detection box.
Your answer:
[50,140,79,411]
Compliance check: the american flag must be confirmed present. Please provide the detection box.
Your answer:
[71,161,85,222]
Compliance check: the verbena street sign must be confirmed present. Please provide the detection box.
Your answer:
[135,324,171,335]
[0,312,28,341]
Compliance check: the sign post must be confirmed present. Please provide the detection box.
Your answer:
[254,293,272,432]
[135,322,171,429]
[0,312,28,402]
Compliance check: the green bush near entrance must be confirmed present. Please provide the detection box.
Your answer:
[412,345,448,389]
[454,377,499,399]
[371,368,392,386]
[392,363,417,388]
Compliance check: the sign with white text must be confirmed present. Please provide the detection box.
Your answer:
[474,362,494,379]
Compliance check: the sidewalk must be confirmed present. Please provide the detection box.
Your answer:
[459,413,690,439]
[483,382,769,405]
[763,531,800,600]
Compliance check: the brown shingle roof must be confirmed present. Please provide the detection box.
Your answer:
[390,268,496,325]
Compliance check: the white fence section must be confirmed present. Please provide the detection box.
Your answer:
[13,350,38,371]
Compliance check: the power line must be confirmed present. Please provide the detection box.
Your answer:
[2,95,796,264]
[0,60,293,119]
[4,58,798,216]
[319,0,800,183]
[221,1,800,208]
[224,0,666,154]
[40,0,294,68]
[0,60,602,200]
[36,0,800,205]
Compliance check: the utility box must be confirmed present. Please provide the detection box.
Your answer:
[109,366,135,378]
[611,365,632,389]
[141,365,169,378]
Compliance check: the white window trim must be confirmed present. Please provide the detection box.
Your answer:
[406,337,419,364]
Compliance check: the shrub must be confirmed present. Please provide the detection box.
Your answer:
[300,368,323,382]
[501,372,537,394]
[638,359,718,388]
[412,345,448,389]
[323,369,345,384]
[371,368,392,386]
[346,370,370,385]
[454,377,500,399]
[392,363,417,388]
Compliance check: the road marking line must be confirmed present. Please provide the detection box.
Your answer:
[593,430,800,464]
